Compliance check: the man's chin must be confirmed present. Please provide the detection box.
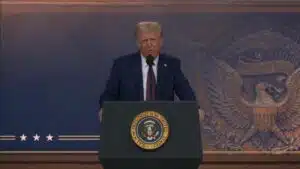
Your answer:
[148,52,159,57]
[141,51,159,57]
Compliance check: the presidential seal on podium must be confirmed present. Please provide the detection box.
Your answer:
[130,111,169,150]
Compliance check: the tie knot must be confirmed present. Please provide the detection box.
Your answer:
[146,55,154,66]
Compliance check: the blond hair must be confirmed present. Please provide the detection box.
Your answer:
[135,21,163,37]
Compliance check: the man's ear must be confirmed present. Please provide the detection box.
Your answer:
[136,40,141,48]
[160,38,164,47]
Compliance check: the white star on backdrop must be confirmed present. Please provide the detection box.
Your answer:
[33,134,40,141]
[46,134,53,141]
[18,134,56,142]
[20,134,27,141]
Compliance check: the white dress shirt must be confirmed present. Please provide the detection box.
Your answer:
[141,55,158,100]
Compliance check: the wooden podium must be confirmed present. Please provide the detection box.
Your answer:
[1,151,300,169]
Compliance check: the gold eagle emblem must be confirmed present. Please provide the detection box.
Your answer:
[208,59,300,146]
[130,111,169,150]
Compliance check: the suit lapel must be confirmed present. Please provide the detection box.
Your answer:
[156,55,168,100]
[132,52,168,101]
[132,52,144,100]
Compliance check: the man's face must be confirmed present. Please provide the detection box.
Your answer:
[137,31,162,57]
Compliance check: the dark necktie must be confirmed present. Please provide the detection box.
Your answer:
[146,56,156,101]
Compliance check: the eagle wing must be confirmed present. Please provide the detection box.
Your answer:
[207,58,253,129]
[277,68,300,131]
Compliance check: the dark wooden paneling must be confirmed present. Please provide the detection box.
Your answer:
[1,164,300,169]
[2,0,300,16]
[1,152,300,163]
[1,152,300,169]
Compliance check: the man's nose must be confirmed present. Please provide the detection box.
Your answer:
[146,40,153,46]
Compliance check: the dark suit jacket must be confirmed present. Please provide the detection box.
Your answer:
[99,52,197,108]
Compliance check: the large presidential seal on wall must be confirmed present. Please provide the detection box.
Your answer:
[130,111,169,150]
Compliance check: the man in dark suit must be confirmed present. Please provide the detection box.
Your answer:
[99,21,203,121]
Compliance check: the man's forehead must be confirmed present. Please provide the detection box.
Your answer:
[138,31,161,38]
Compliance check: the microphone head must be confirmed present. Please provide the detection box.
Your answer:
[146,55,155,66]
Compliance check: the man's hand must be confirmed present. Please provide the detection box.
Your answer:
[99,108,103,122]
[198,109,205,121]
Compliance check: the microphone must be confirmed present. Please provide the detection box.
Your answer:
[146,55,155,66]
